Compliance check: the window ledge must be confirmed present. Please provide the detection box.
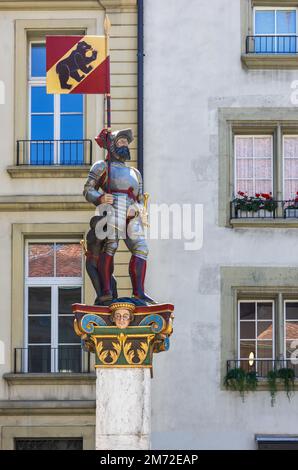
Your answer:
[7,165,91,179]
[0,399,96,415]
[3,373,96,386]
[241,53,298,70]
[230,218,298,228]
[0,195,90,212]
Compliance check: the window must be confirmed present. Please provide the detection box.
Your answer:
[25,241,83,373]
[254,7,297,53]
[284,301,298,362]
[29,43,84,165]
[238,301,274,374]
[15,438,83,451]
[283,136,298,200]
[235,135,273,196]
[218,108,298,226]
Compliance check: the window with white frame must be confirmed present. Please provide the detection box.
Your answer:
[238,301,274,372]
[29,42,84,165]
[234,135,273,197]
[283,136,298,201]
[284,301,298,363]
[25,241,83,373]
[254,7,297,53]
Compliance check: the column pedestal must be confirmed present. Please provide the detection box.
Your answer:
[96,368,151,450]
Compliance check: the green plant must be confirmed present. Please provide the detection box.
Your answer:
[277,368,295,400]
[267,370,278,407]
[224,368,258,401]
[267,368,295,406]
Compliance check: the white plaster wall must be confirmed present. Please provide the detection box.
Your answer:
[144,0,298,450]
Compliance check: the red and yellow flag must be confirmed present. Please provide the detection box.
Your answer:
[46,36,110,94]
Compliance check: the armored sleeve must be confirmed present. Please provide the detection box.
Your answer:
[133,168,144,203]
[83,160,107,205]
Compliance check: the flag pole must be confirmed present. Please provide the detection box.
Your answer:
[104,15,112,194]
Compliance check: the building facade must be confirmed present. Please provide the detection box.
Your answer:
[1,0,298,451]
[0,0,138,450]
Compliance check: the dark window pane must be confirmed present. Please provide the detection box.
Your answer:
[28,317,51,343]
[59,287,81,314]
[61,94,83,113]
[58,345,82,373]
[15,438,83,450]
[30,142,54,165]
[59,316,80,344]
[286,302,298,320]
[240,340,256,359]
[240,321,256,339]
[286,321,298,340]
[277,10,296,34]
[28,345,51,372]
[28,287,51,315]
[59,142,84,165]
[28,244,54,277]
[255,10,275,34]
[31,44,46,77]
[56,244,82,277]
[285,340,298,358]
[257,302,272,320]
[60,114,83,139]
[257,341,273,359]
[257,321,273,340]
[239,302,255,320]
[31,115,54,140]
[31,86,54,113]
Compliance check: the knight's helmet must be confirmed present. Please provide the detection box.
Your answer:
[95,128,134,162]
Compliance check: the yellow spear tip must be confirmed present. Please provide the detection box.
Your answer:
[104,15,112,35]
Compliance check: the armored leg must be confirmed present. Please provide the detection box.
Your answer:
[125,231,155,304]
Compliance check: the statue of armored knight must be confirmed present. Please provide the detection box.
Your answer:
[83,128,155,305]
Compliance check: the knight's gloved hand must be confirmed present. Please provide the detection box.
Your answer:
[98,193,114,205]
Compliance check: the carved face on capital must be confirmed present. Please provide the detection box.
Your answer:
[112,308,132,329]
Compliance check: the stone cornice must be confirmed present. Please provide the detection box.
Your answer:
[100,0,137,9]
[0,195,91,211]
[3,373,96,385]
[0,0,103,10]
[0,0,137,10]
[0,400,96,415]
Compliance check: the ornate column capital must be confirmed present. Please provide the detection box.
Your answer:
[73,303,174,370]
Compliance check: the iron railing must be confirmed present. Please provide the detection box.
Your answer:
[16,139,92,166]
[14,346,91,374]
[231,200,298,220]
[227,359,298,378]
[246,35,298,54]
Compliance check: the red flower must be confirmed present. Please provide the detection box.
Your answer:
[238,191,245,196]
[255,193,260,198]
[261,193,271,200]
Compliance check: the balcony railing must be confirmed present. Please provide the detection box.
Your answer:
[231,200,298,220]
[14,346,91,374]
[246,35,298,54]
[16,139,92,166]
[227,359,298,379]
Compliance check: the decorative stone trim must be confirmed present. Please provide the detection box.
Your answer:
[0,0,103,10]
[0,195,90,211]
[3,373,96,385]
[242,54,298,70]
[252,0,298,6]
[100,0,137,9]
[7,165,90,179]
[230,219,298,228]
[0,400,96,415]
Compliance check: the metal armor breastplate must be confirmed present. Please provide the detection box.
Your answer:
[110,163,139,199]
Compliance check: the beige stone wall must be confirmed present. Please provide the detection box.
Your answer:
[0,0,138,449]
